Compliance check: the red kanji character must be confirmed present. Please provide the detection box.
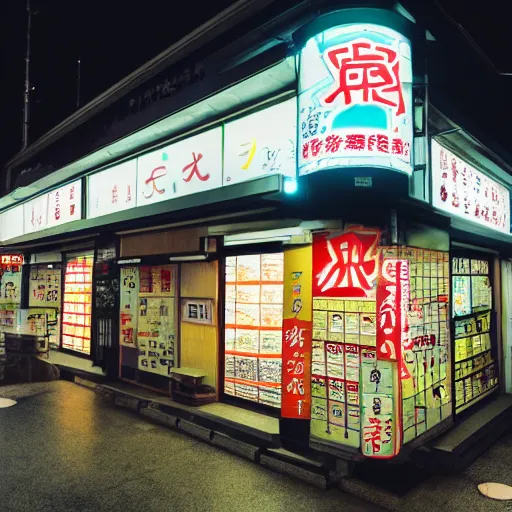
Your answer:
[324,134,343,153]
[322,40,405,116]
[302,142,310,159]
[345,134,366,151]
[126,185,132,203]
[451,158,458,183]
[182,152,210,183]
[310,138,323,157]
[363,417,383,453]
[285,326,305,348]
[391,138,404,155]
[144,165,167,199]
[377,134,389,153]
[112,185,118,204]
[315,229,379,297]
[70,186,75,201]
[368,134,376,151]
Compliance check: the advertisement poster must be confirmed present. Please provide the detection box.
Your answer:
[224,253,284,408]
[120,267,139,346]
[0,270,22,305]
[137,296,176,376]
[29,266,61,308]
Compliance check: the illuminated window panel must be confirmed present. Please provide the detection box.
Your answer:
[224,253,284,408]
[452,256,497,413]
[62,254,93,355]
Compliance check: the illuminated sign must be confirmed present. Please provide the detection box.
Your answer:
[432,140,510,234]
[23,180,82,235]
[223,98,297,185]
[87,160,137,219]
[0,205,24,241]
[137,127,222,207]
[298,24,413,176]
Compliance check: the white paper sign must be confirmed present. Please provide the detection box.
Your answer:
[432,140,510,234]
[87,160,137,219]
[223,98,296,185]
[136,127,223,207]
[23,180,81,234]
[47,180,82,228]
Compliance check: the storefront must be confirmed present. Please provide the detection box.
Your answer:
[0,5,511,462]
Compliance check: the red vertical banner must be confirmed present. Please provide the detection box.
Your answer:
[376,259,402,362]
[282,318,312,417]
[281,245,312,419]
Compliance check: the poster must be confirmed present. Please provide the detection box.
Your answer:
[224,253,284,408]
[120,267,139,346]
[29,266,61,308]
[139,265,176,296]
[137,296,176,376]
[181,298,214,325]
[0,270,22,305]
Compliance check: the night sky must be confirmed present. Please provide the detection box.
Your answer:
[1,0,510,169]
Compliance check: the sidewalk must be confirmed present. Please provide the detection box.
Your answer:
[4,377,510,511]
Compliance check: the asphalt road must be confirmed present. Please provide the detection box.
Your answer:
[0,381,381,512]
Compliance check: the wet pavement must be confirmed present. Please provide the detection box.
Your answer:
[0,381,380,512]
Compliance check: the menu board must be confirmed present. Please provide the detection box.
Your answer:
[224,253,284,408]
[392,247,451,443]
[311,298,376,449]
[136,265,177,376]
[62,255,93,355]
[452,256,497,412]
[29,266,61,308]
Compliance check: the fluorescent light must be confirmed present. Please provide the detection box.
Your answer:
[118,258,142,264]
[224,235,290,246]
[169,255,208,262]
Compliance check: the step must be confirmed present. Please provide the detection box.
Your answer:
[430,395,512,470]
[97,382,281,447]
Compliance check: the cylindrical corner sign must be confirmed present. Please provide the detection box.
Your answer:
[298,23,413,177]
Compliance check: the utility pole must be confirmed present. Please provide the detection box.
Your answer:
[76,58,81,109]
[22,0,32,150]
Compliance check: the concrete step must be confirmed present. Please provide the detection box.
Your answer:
[430,395,512,470]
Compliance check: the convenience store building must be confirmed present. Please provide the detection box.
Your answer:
[1,0,512,463]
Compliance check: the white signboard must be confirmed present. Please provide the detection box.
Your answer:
[432,140,510,234]
[298,24,413,176]
[88,160,137,218]
[137,127,223,207]
[47,180,82,228]
[23,180,82,235]
[223,98,296,185]
[0,205,24,241]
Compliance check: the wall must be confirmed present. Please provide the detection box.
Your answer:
[179,261,219,389]
[120,227,207,257]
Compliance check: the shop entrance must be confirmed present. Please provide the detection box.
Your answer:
[119,264,178,391]
[223,253,284,411]
[451,248,499,414]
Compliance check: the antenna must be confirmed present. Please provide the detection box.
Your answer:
[22,0,32,150]
[76,58,81,109]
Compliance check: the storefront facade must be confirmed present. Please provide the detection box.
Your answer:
[1,4,512,462]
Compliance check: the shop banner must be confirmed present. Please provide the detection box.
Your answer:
[298,24,413,176]
[376,259,408,362]
[281,245,312,419]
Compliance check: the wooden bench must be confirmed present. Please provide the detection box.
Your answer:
[169,367,216,406]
